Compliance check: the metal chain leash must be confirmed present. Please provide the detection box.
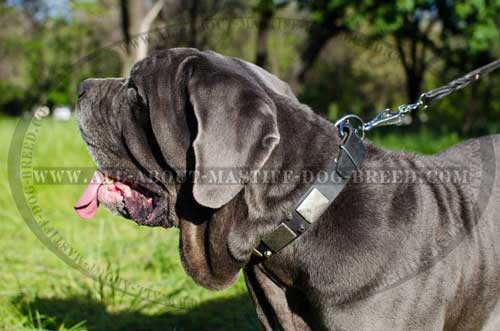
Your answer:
[336,58,500,139]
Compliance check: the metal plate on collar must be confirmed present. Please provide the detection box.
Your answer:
[296,188,330,223]
[261,223,297,252]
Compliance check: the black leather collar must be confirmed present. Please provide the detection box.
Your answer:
[252,122,366,259]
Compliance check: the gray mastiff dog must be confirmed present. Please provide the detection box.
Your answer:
[74,48,500,330]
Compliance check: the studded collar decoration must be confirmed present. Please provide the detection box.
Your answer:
[252,121,366,259]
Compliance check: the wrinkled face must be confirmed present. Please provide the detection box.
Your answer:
[75,77,177,228]
[72,48,289,290]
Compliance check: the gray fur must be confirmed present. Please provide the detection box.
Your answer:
[76,48,500,331]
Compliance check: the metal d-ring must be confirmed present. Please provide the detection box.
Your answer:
[334,114,365,140]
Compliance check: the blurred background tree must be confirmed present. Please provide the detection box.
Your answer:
[0,0,498,136]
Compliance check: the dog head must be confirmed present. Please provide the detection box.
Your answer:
[75,48,300,289]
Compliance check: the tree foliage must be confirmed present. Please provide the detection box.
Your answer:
[0,0,498,136]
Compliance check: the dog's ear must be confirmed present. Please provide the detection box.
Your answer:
[188,59,280,208]
[131,50,279,208]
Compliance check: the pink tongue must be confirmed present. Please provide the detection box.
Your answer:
[74,171,104,219]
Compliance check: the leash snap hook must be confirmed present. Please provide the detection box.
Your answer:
[416,92,429,111]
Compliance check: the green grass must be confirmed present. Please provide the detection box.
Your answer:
[0,116,462,331]
[368,128,461,154]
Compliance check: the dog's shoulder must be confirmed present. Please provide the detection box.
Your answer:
[427,134,500,178]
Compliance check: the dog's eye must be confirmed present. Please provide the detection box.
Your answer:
[126,78,147,109]
[127,78,136,89]
[127,87,139,106]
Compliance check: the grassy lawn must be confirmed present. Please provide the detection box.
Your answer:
[0,116,461,331]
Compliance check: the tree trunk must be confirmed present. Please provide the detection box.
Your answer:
[137,0,165,61]
[119,0,164,76]
[406,70,423,124]
[119,0,130,55]
[297,26,335,83]
[395,34,424,126]
[296,12,345,83]
[255,1,273,69]
[188,0,199,48]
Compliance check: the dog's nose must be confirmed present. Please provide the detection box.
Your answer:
[78,79,93,98]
